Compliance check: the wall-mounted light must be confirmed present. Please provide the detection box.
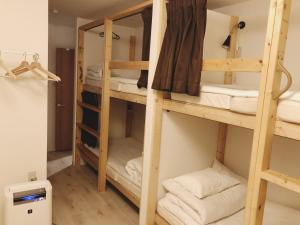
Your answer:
[222,21,246,49]
[99,32,120,40]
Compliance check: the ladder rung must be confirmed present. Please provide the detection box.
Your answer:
[261,170,300,194]
[77,123,100,139]
[77,101,101,112]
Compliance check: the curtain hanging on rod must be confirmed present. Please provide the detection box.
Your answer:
[137,7,153,88]
[152,0,207,96]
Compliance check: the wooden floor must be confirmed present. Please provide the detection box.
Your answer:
[49,165,139,225]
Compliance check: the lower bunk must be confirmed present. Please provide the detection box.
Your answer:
[154,160,300,225]
[78,137,143,207]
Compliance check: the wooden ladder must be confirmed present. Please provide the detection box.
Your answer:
[244,1,295,225]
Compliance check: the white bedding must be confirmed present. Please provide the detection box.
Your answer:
[158,201,300,225]
[85,76,147,96]
[84,137,143,197]
[171,83,300,124]
[125,156,143,187]
[161,179,246,225]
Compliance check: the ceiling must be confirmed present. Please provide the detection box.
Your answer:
[49,0,250,21]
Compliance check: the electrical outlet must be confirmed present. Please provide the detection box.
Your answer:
[28,171,37,181]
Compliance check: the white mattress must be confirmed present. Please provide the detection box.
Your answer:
[171,84,300,124]
[157,200,300,225]
[85,76,147,96]
[84,138,143,197]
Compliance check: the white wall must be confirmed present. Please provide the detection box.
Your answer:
[0,0,48,223]
[48,14,76,152]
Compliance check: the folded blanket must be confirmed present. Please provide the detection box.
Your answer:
[125,156,143,186]
[174,167,240,199]
[86,71,102,79]
[163,179,246,225]
[158,194,199,225]
[87,64,103,73]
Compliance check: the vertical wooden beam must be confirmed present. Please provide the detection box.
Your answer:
[98,19,113,192]
[125,35,137,138]
[74,29,85,167]
[139,1,167,225]
[245,1,291,225]
[129,35,136,61]
[216,16,239,164]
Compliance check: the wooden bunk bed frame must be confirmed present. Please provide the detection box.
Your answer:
[138,1,297,225]
[75,1,153,208]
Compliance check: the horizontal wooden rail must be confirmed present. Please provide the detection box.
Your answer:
[163,99,300,141]
[77,101,101,112]
[109,61,149,70]
[77,123,100,138]
[261,170,300,194]
[79,0,153,31]
[203,58,263,72]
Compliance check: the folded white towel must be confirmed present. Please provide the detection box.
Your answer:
[163,179,246,225]
[174,167,240,199]
[125,156,143,186]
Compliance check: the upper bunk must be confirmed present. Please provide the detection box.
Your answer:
[78,1,153,105]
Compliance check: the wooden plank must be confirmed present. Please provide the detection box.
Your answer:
[274,120,300,140]
[155,213,170,225]
[107,175,140,207]
[216,16,239,164]
[79,0,153,31]
[224,16,239,84]
[203,58,263,72]
[79,18,104,32]
[129,36,136,61]
[99,19,113,192]
[75,29,85,167]
[163,99,255,130]
[83,84,101,95]
[109,0,153,21]
[77,123,99,138]
[110,90,147,105]
[261,170,300,194]
[245,1,292,225]
[83,84,147,104]
[110,61,149,70]
[77,101,101,113]
[109,58,263,72]
[139,1,167,225]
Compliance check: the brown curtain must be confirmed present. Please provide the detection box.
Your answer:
[137,7,153,88]
[152,0,207,96]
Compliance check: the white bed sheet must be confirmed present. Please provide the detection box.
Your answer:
[157,200,300,225]
[84,137,143,197]
[85,76,147,96]
[171,84,300,124]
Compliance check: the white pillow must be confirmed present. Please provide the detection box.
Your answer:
[174,167,240,199]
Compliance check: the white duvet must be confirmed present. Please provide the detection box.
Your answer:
[160,180,246,225]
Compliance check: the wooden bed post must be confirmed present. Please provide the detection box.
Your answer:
[216,16,239,164]
[98,18,113,192]
[125,36,136,138]
[139,1,167,225]
[245,1,291,225]
[74,29,85,167]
